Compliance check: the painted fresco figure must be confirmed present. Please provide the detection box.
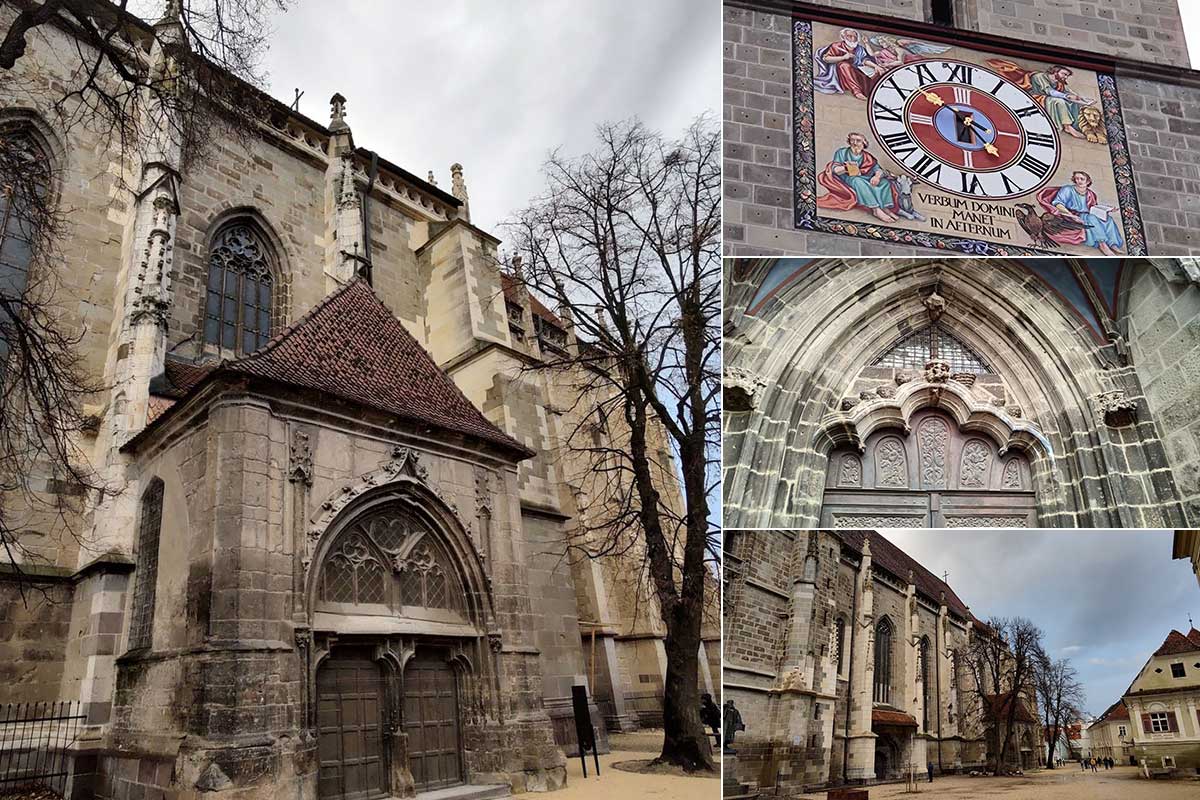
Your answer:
[866,34,950,70]
[989,59,1098,140]
[814,28,881,100]
[817,132,901,222]
[1029,65,1095,139]
[1037,170,1123,255]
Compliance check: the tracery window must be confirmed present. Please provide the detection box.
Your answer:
[204,222,274,354]
[129,478,164,651]
[874,617,894,704]
[317,508,466,616]
[872,324,991,374]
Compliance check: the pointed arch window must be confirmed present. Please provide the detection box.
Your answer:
[874,617,894,704]
[835,617,847,676]
[316,507,467,618]
[129,478,165,651]
[873,324,991,374]
[920,635,932,729]
[1,126,50,368]
[204,222,275,354]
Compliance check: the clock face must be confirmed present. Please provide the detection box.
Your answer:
[867,59,1061,200]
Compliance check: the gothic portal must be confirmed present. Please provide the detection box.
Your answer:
[723,257,1200,528]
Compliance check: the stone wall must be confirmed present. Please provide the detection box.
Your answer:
[0,576,73,704]
[788,0,1189,67]
[1125,262,1200,524]
[723,3,1200,257]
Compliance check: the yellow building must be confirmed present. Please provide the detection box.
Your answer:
[1121,629,1200,774]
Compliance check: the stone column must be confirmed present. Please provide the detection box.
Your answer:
[77,8,183,727]
[936,595,961,770]
[905,573,927,774]
[846,538,877,781]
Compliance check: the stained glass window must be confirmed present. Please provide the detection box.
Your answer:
[873,324,991,374]
[204,223,274,354]
[129,479,164,651]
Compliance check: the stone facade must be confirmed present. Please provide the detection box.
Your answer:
[723,257,1200,528]
[723,1,1200,256]
[0,3,716,797]
[723,530,1039,794]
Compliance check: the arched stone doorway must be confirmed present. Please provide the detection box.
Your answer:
[306,479,496,799]
[874,735,899,781]
[316,648,389,800]
[822,409,1036,527]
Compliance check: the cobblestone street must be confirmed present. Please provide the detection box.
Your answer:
[795,767,1200,799]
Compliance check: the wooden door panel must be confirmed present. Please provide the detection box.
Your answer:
[317,652,387,800]
[404,652,463,791]
[935,492,1037,527]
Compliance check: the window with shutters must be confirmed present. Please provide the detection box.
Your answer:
[129,479,165,651]
[1170,662,1186,678]
[203,221,275,355]
[874,617,894,704]
[1149,712,1170,733]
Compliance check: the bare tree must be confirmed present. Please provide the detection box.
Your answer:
[1033,648,1084,769]
[0,0,287,581]
[504,114,720,771]
[959,616,1043,774]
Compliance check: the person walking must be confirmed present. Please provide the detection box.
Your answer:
[927,762,934,783]
[1080,758,1086,771]
[1090,757,1098,773]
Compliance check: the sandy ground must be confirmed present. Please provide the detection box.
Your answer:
[793,766,1199,799]
[555,729,718,800]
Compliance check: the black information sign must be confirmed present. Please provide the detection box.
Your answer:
[571,684,601,777]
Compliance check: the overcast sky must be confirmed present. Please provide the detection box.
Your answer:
[883,530,1198,719]
[254,0,720,237]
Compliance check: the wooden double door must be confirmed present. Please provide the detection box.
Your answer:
[821,410,1037,528]
[316,648,464,799]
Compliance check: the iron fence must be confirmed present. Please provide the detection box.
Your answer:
[0,701,85,792]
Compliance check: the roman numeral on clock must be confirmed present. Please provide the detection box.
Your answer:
[911,154,942,181]
[953,87,972,105]
[1027,131,1056,149]
[947,63,974,84]
[873,101,904,123]
[961,172,985,196]
[1013,105,1043,119]
[1017,152,1053,179]
[1000,172,1023,194]
[881,130,919,158]
[909,113,934,126]
[914,63,938,86]
[883,76,912,101]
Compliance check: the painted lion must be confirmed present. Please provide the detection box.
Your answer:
[1078,105,1107,144]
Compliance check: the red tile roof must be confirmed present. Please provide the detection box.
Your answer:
[984,693,1038,725]
[833,530,971,619]
[1095,700,1129,724]
[135,279,532,458]
[1153,628,1200,657]
[872,708,918,728]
